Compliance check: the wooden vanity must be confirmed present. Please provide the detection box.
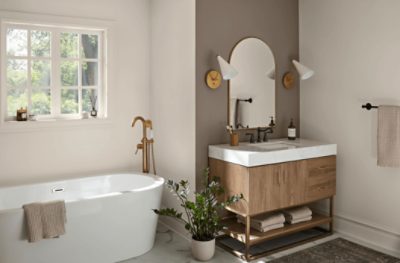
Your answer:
[208,140,337,261]
[214,36,335,260]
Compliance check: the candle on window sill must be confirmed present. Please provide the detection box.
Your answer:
[16,108,28,121]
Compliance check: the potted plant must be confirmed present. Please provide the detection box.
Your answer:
[153,168,243,261]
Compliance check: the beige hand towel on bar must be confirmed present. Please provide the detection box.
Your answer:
[378,105,400,167]
[23,200,66,243]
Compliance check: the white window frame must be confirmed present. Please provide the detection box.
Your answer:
[1,20,107,122]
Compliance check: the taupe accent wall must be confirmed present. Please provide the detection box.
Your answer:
[196,0,299,188]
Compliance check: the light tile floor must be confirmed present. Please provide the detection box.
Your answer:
[120,224,340,263]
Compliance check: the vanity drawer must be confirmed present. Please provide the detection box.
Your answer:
[304,156,336,202]
[248,161,307,215]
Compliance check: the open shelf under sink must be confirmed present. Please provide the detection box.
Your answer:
[220,213,332,246]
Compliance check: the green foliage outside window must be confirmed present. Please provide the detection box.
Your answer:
[6,28,100,117]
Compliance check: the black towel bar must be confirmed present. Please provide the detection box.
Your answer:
[362,103,378,110]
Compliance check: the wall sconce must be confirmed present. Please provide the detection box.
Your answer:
[205,55,238,90]
[217,55,238,80]
[282,60,314,89]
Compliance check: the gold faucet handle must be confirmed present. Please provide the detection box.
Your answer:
[135,143,143,154]
[144,120,152,129]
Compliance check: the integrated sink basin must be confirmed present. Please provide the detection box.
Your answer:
[251,141,297,151]
[208,139,337,167]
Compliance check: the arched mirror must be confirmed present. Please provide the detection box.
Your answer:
[228,38,275,130]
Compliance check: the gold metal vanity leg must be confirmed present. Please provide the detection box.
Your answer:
[245,215,251,261]
[329,197,334,233]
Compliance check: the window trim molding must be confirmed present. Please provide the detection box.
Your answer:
[0,10,111,130]
[0,118,113,134]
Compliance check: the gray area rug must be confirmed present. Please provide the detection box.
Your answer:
[218,228,325,255]
[270,238,400,263]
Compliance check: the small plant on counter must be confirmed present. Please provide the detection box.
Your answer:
[153,168,243,261]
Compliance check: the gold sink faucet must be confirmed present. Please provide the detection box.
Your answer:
[132,116,155,174]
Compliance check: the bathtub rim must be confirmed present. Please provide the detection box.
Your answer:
[0,172,164,215]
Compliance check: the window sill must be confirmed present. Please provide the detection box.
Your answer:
[0,117,112,133]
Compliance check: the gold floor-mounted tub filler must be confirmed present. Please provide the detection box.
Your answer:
[132,116,156,174]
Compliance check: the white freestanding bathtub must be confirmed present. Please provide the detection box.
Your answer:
[0,173,164,263]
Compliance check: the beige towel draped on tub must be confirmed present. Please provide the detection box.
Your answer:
[23,200,66,243]
[378,105,400,167]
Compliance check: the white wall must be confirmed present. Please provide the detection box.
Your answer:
[150,0,196,236]
[300,0,400,256]
[0,0,150,185]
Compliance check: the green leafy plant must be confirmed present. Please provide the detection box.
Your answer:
[154,168,244,241]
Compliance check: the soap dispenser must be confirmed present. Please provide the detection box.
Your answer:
[288,118,296,140]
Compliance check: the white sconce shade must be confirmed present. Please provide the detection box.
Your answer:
[292,60,314,80]
[267,68,275,80]
[217,55,238,80]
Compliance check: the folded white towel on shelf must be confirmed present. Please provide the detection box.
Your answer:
[283,206,312,221]
[237,212,286,232]
[250,223,284,233]
[251,213,285,228]
[286,216,312,225]
[237,213,285,228]
[237,217,285,232]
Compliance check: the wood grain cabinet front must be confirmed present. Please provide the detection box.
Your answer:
[248,161,307,215]
[304,156,336,203]
[209,155,336,216]
[209,155,336,261]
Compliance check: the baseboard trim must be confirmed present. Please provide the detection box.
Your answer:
[335,213,400,237]
[157,203,191,241]
[338,231,400,258]
[158,217,190,241]
[334,214,400,258]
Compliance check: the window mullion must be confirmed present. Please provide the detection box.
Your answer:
[1,23,7,121]
[27,29,32,113]
[78,34,82,115]
[52,29,61,117]
[98,32,103,117]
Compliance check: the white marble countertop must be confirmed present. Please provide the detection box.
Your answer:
[208,138,337,167]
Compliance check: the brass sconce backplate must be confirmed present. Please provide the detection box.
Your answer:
[206,70,222,89]
[283,72,295,89]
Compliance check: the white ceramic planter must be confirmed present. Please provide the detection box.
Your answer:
[191,238,216,261]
